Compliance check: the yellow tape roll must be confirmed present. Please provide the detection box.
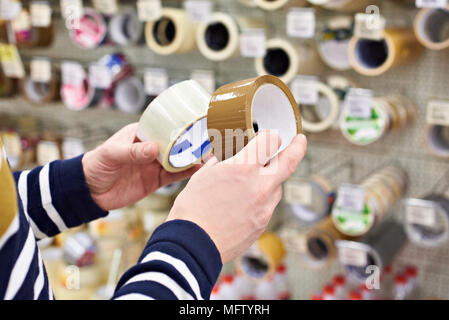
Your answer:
[414,6,449,51]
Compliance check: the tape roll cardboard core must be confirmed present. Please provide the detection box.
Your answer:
[263,48,291,77]
[426,125,449,158]
[109,11,143,45]
[415,7,449,50]
[205,22,230,51]
[152,17,176,46]
[307,237,329,260]
[354,39,389,69]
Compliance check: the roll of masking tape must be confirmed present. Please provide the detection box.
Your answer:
[348,28,423,77]
[255,0,307,10]
[414,6,449,51]
[137,80,211,173]
[239,232,286,282]
[308,0,375,12]
[114,76,146,114]
[255,38,322,84]
[426,124,449,159]
[20,75,59,105]
[145,8,197,55]
[299,81,340,133]
[207,75,302,161]
[109,9,143,46]
[196,13,264,61]
[70,8,108,49]
[317,15,354,71]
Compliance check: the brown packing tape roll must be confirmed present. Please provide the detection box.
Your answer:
[33,24,54,47]
[20,74,59,105]
[207,75,302,161]
[414,6,449,51]
[349,28,423,77]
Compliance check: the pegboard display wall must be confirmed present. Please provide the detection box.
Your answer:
[1,0,449,300]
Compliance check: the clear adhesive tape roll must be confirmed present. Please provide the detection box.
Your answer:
[254,0,307,10]
[348,28,423,77]
[239,232,286,282]
[207,75,302,161]
[426,124,449,159]
[300,82,340,133]
[255,38,322,84]
[114,76,146,114]
[137,80,212,173]
[414,6,449,50]
[196,13,264,61]
[145,8,197,55]
[109,9,143,46]
[308,0,375,12]
[20,75,59,105]
[69,8,108,50]
[317,15,354,71]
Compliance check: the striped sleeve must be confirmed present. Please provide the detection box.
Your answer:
[13,155,108,240]
[113,220,222,300]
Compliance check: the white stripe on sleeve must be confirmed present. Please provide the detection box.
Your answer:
[115,293,154,300]
[0,214,19,250]
[33,250,45,299]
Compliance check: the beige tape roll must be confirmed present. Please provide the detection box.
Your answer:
[348,28,423,77]
[239,0,257,7]
[255,38,322,84]
[137,80,211,173]
[414,6,449,50]
[308,0,375,12]
[238,232,286,281]
[145,8,197,55]
[207,75,302,161]
[300,81,340,133]
[254,0,307,10]
[196,13,264,61]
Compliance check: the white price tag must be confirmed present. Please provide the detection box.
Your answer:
[284,180,313,206]
[60,0,83,19]
[426,99,449,126]
[62,137,85,159]
[30,58,52,83]
[0,0,22,20]
[144,68,168,96]
[37,141,60,165]
[416,0,448,8]
[354,13,385,41]
[137,0,162,21]
[337,184,365,213]
[291,76,319,105]
[0,44,25,78]
[61,61,85,86]
[93,0,118,15]
[88,64,112,89]
[191,70,215,94]
[30,1,52,27]
[12,9,31,32]
[286,8,315,39]
[240,29,266,58]
[345,88,373,119]
[184,0,213,22]
[339,246,367,267]
[406,201,436,227]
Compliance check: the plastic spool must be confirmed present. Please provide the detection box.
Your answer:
[299,82,340,133]
[196,13,264,61]
[255,38,322,84]
[414,6,449,50]
[317,15,354,71]
[145,8,197,55]
[405,195,449,248]
[69,8,108,49]
[114,76,146,114]
[337,221,407,284]
[20,75,59,105]
[109,9,143,46]
[254,0,307,10]
[426,125,449,158]
[307,0,374,12]
[348,28,423,77]
[238,232,286,282]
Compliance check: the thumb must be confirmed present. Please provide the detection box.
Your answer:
[114,141,159,165]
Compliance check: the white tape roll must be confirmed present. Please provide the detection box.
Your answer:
[69,8,107,50]
[137,80,211,173]
[414,6,449,51]
[145,8,197,55]
[114,76,146,114]
[109,9,143,46]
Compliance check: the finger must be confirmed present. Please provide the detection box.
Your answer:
[263,134,307,186]
[160,164,202,186]
[108,123,139,143]
[113,141,159,165]
[227,130,282,167]
[203,155,218,167]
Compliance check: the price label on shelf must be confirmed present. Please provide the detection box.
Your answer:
[30,58,52,83]
[61,61,85,86]
[60,0,83,19]
[184,0,213,22]
[12,9,31,32]
[0,44,25,78]
[93,0,118,15]
[405,199,437,227]
[426,99,449,126]
[284,180,313,206]
[30,1,52,27]
[291,75,319,105]
[88,64,113,89]
[416,0,448,8]
[286,8,315,39]
[137,0,162,22]
[336,184,366,213]
[191,70,215,94]
[338,246,367,267]
[240,28,266,58]
[62,137,85,159]
[345,88,373,119]
[354,12,385,41]
[0,0,22,20]
[144,68,168,96]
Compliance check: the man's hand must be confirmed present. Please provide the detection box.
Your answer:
[82,123,201,211]
[167,131,307,264]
